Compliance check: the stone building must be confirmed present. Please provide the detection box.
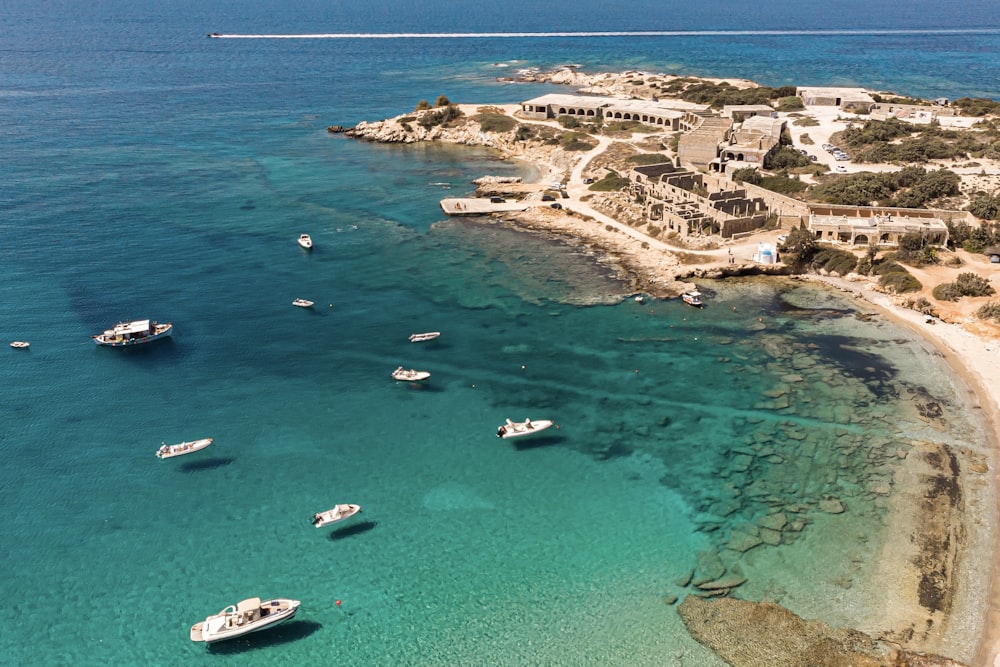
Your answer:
[796,86,874,111]
[807,206,949,246]
[629,163,768,238]
[519,94,708,131]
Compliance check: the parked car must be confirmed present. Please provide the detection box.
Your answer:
[560,190,570,198]
[550,203,563,209]
[541,194,555,201]
[583,177,594,184]
[490,197,506,203]
[835,165,848,173]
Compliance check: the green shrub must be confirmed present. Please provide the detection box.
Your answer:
[561,132,598,151]
[976,302,1000,322]
[776,96,805,111]
[590,172,630,192]
[879,271,923,293]
[932,282,963,301]
[434,95,451,107]
[731,167,763,185]
[811,248,858,275]
[760,174,808,195]
[627,153,672,166]
[415,100,431,111]
[556,115,582,129]
[792,117,820,127]
[515,125,535,142]
[955,272,996,297]
[418,104,464,129]
[474,113,516,133]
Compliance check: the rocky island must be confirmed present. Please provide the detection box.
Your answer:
[341,68,1000,666]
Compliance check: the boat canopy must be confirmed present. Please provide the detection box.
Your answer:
[116,320,151,335]
[237,598,262,613]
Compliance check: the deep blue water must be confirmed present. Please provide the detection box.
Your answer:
[2,1,997,664]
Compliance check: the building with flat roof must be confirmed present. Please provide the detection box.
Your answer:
[808,208,949,246]
[796,87,874,111]
[519,94,709,131]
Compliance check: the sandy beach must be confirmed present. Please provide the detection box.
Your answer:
[346,75,1000,664]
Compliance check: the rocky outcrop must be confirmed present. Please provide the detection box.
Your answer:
[678,596,969,667]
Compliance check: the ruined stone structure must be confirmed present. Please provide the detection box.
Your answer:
[716,115,785,169]
[869,102,958,124]
[677,114,732,169]
[796,86,875,111]
[630,163,768,238]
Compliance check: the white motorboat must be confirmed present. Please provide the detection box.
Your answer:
[311,503,362,528]
[297,234,313,249]
[92,320,172,347]
[156,438,213,459]
[292,298,314,308]
[682,291,703,307]
[190,597,300,644]
[409,331,441,343]
[10,341,30,349]
[392,366,430,382]
[497,418,553,439]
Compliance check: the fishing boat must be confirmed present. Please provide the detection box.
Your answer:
[190,597,300,644]
[297,234,313,249]
[408,331,441,343]
[292,298,314,308]
[682,291,704,307]
[391,366,430,382]
[311,503,362,528]
[156,438,213,459]
[92,320,172,347]
[10,341,30,349]
[496,418,553,439]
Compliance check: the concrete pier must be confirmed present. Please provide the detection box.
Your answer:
[440,198,530,215]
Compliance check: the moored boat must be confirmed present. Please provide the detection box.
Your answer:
[682,291,703,307]
[311,503,362,528]
[156,438,213,459]
[408,331,441,343]
[92,320,172,347]
[190,597,300,644]
[297,233,313,249]
[391,366,430,382]
[292,298,314,308]
[10,341,30,349]
[497,418,553,439]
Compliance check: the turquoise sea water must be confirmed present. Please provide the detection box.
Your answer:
[2,1,999,664]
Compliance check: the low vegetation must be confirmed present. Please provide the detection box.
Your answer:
[560,131,598,151]
[977,302,1000,322]
[418,104,464,129]
[678,82,798,109]
[809,167,960,208]
[838,117,999,164]
[945,220,1000,251]
[626,153,672,166]
[589,171,631,192]
[875,261,923,293]
[932,272,996,301]
[473,112,516,133]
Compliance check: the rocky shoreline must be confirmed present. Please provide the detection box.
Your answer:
[338,72,999,666]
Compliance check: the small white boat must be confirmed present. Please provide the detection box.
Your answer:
[10,341,30,349]
[92,320,172,347]
[392,366,430,382]
[497,418,553,439]
[311,503,362,528]
[156,438,213,459]
[190,597,300,644]
[409,331,441,343]
[682,291,703,307]
[292,298,314,308]
[297,234,313,249]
